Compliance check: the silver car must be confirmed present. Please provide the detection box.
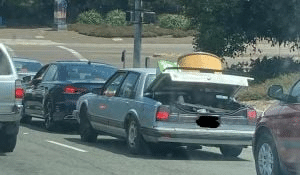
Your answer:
[0,43,23,152]
[73,68,256,157]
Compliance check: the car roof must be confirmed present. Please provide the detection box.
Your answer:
[121,68,156,74]
[12,57,42,63]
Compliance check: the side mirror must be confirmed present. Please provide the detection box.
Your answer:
[22,75,32,83]
[92,87,103,95]
[31,79,41,86]
[268,85,284,100]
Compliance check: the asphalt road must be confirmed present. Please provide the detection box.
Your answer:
[0,28,257,175]
[0,119,256,175]
[5,42,194,68]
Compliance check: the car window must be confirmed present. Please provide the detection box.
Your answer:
[33,65,50,80]
[119,72,140,99]
[43,65,58,82]
[13,61,42,73]
[61,64,117,81]
[290,81,300,102]
[0,49,12,75]
[144,74,156,92]
[104,72,127,96]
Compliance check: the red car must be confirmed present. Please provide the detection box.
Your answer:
[253,84,300,175]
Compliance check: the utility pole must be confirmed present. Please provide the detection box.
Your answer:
[133,0,142,68]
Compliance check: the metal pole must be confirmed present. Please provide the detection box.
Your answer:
[133,0,142,68]
[145,56,150,68]
[121,50,126,68]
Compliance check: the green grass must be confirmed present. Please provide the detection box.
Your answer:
[68,23,196,38]
[236,72,300,101]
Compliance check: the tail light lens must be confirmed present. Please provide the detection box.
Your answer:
[156,106,170,121]
[15,88,24,98]
[63,85,87,94]
[247,109,257,124]
[15,79,24,99]
[64,85,78,94]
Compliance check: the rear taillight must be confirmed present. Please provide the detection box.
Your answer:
[247,109,257,123]
[15,79,24,99]
[63,85,87,94]
[156,106,170,121]
[64,85,78,94]
[15,88,24,98]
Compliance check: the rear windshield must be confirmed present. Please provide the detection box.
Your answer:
[0,50,12,75]
[13,61,43,73]
[60,63,117,81]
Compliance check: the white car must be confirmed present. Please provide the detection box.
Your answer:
[0,44,23,152]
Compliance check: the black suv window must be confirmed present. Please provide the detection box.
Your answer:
[119,72,140,99]
[33,64,50,80]
[43,65,58,82]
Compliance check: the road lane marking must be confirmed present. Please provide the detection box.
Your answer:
[35,36,45,39]
[57,45,88,61]
[46,140,88,153]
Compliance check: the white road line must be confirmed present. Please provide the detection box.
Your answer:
[46,140,88,153]
[57,45,88,61]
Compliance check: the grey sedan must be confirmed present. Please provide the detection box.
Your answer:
[73,68,256,157]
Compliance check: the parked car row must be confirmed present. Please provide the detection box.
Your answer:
[3,45,300,174]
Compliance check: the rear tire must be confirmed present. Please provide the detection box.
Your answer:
[220,146,243,157]
[126,117,148,155]
[44,101,56,131]
[0,134,17,153]
[79,107,97,143]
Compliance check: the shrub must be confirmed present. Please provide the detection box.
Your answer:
[249,56,300,83]
[106,9,127,26]
[158,14,191,30]
[236,73,300,101]
[68,23,196,38]
[77,9,104,25]
[226,56,300,83]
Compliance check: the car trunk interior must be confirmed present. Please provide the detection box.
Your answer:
[150,81,244,113]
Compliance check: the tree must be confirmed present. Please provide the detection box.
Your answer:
[179,0,300,58]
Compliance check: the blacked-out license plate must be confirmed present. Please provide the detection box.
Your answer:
[196,116,220,128]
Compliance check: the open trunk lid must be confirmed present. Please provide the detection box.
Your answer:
[146,71,255,126]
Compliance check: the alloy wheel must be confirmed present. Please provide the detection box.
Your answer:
[128,120,138,148]
[258,143,274,175]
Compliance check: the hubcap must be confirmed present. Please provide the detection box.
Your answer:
[128,121,137,147]
[258,143,274,175]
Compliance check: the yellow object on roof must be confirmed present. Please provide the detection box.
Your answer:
[177,52,223,71]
